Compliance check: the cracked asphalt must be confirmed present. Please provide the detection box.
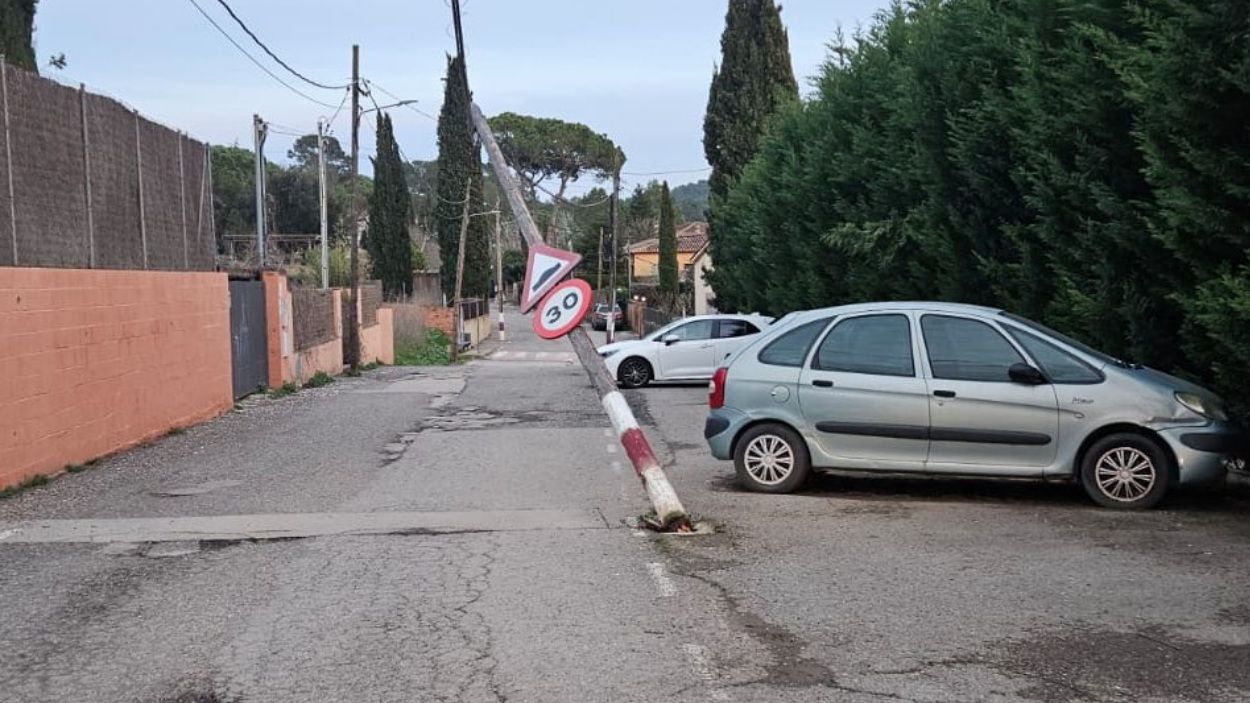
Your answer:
[2,307,1249,702]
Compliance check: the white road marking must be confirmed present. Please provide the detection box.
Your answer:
[647,562,678,598]
[602,428,613,437]
[682,643,731,701]
[0,529,18,542]
[606,444,617,454]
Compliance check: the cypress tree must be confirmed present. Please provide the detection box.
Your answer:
[366,114,413,298]
[658,182,679,303]
[435,54,492,303]
[0,0,38,73]
[703,0,799,311]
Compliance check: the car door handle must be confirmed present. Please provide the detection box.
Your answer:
[812,379,834,388]
[699,343,714,349]
[933,390,956,398]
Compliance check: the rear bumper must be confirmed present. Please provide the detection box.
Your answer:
[1158,423,1246,485]
[705,407,749,460]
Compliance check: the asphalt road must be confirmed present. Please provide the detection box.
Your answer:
[1,308,1248,702]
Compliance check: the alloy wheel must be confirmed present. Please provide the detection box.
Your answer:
[620,359,649,387]
[1094,446,1156,502]
[743,434,795,486]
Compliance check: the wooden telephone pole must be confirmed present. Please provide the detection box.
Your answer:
[345,44,361,368]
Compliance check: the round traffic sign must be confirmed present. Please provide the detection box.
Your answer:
[533,279,592,340]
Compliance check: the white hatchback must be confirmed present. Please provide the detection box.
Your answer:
[597,314,773,388]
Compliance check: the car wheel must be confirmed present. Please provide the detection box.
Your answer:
[734,423,811,494]
[1080,433,1171,509]
[617,357,653,389]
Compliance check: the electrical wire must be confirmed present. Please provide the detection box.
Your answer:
[365,79,439,122]
[621,167,712,176]
[212,0,350,90]
[184,0,343,109]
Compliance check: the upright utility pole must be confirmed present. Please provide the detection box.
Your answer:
[495,198,505,341]
[606,156,621,343]
[317,118,329,289]
[345,45,361,368]
[252,114,268,267]
[596,227,604,296]
[451,178,471,363]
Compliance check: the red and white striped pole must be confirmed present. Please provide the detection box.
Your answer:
[471,103,691,531]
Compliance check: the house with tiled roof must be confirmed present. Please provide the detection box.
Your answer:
[627,222,717,314]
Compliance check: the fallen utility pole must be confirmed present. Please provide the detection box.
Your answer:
[470,103,691,531]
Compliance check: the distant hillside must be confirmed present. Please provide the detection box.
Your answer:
[671,180,709,222]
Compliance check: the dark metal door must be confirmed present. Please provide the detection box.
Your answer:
[229,280,268,399]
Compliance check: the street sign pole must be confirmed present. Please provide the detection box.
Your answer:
[471,103,690,531]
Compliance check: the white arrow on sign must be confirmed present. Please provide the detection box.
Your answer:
[519,243,583,313]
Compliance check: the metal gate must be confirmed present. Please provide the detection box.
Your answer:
[229,280,269,399]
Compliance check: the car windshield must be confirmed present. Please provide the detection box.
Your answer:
[595,305,612,313]
[998,312,1125,367]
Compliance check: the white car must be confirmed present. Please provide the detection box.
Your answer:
[598,314,773,388]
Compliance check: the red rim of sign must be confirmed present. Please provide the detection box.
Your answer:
[533,279,593,340]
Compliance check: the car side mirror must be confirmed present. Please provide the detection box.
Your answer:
[1008,362,1047,385]
[661,333,680,346]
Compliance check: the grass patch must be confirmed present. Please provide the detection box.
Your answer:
[304,371,334,388]
[65,460,97,474]
[394,329,453,366]
[0,473,51,500]
[268,381,299,399]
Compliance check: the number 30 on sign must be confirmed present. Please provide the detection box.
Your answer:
[533,279,592,340]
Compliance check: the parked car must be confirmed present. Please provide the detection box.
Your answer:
[704,302,1244,509]
[598,314,773,388]
[590,303,625,331]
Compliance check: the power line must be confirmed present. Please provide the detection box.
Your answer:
[366,80,439,122]
[621,167,711,177]
[184,0,343,109]
[212,0,350,90]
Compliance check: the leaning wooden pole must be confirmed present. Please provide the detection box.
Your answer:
[470,103,691,531]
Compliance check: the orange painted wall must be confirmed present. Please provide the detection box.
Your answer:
[0,267,232,488]
[360,308,394,365]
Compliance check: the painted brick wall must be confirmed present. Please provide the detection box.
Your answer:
[0,267,232,488]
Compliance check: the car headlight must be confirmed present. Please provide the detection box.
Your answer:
[600,349,620,359]
[1175,392,1228,422]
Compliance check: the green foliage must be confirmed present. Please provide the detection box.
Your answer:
[296,245,358,287]
[210,145,256,249]
[287,134,349,176]
[658,182,679,301]
[268,381,299,399]
[435,55,491,302]
[411,243,427,273]
[394,328,453,366]
[304,371,334,388]
[671,180,709,222]
[704,0,798,199]
[0,471,49,500]
[0,0,38,73]
[366,114,414,298]
[502,249,526,285]
[713,0,1250,417]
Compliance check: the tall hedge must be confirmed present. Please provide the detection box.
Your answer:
[713,0,1250,415]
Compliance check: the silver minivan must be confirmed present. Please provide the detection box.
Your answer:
[704,302,1244,509]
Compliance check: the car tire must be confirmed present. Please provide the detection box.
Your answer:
[617,357,653,389]
[1079,432,1171,509]
[734,423,811,494]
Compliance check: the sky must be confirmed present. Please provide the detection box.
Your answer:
[33,0,889,193]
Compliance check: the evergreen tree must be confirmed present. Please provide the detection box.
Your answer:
[703,0,799,311]
[658,182,679,303]
[435,55,491,302]
[0,0,38,73]
[366,114,413,298]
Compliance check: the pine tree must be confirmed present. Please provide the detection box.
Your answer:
[703,0,799,311]
[435,55,491,302]
[0,0,38,73]
[366,114,413,298]
[658,182,679,303]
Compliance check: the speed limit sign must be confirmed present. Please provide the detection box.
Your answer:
[533,279,593,340]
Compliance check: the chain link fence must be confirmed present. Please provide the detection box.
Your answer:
[0,59,213,271]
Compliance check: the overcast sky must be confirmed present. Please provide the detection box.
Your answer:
[34,0,888,191]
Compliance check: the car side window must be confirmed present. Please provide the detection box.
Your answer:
[716,320,760,339]
[1005,327,1103,384]
[921,315,1024,382]
[758,318,831,367]
[813,314,915,376]
[669,319,714,341]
